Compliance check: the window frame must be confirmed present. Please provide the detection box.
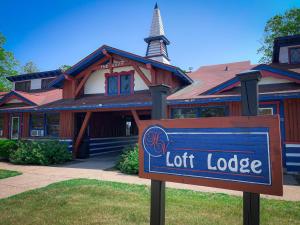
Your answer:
[171,105,228,119]
[14,80,31,92]
[41,78,56,89]
[288,46,300,64]
[30,113,60,137]
[105,70,134,96]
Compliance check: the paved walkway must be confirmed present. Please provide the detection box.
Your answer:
[0,158,299,201]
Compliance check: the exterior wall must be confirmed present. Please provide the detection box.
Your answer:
[3,113,9,138]
[284,98,300,172]
[228,102,241,116]
[21,112,30,138]
[284,99,300,142]
[259,77,292,85]
[31,79,42,90]
[59,111,74,138]
[63,80,76,99]
[84,66,150,94]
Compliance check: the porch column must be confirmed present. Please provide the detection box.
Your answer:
[74,111,92,158]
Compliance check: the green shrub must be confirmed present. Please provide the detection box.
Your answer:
[9,140,72,165]
[116,144,139,174]
[0,140,18,160]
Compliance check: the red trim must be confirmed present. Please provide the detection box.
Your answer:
[105,70,134,96]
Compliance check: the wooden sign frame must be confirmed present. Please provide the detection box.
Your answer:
[138,115,283,196]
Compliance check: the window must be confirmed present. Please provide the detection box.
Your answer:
[41,78,55,89]
[200,107,226,117]
[172,108,198,118]
[258,107,273,115]
[31,113,44,130]
[30,113,60,137]
[46,113,59,137]
[106,71,133,95]
[120,75,131,94]
[289,47,300,64]
[15,81,30,92]
[171,106,226,119]
[107,76,118,95]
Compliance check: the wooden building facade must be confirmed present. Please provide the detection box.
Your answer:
[0,5,299,173]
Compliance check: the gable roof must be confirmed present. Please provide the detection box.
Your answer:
[6,69,62,82]
[168,61,254,100]
[51,45,192,88]
[199,64,300,95]
[0,89,62,107]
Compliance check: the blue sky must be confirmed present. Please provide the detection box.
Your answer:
[0,0,299,72]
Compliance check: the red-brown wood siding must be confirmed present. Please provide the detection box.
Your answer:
[63,80,76,99]
[229,102,241,116]
[3,113,9,138]
[59,111,74,138]
[21,112,30,138]
[284,99,300,142]
[154,69,183,90]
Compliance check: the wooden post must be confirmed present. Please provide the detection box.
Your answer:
[74,111,92,158]
[237,70,262,225]
[149,84,170,225]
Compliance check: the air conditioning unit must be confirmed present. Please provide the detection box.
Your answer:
[31,130,44,137]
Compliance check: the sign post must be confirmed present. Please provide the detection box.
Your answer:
[237,70,262,225]
[149,84,170,225]
[139,74,283,224]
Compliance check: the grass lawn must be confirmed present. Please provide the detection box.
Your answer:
[0,169,21,179]
[0,179,299,225]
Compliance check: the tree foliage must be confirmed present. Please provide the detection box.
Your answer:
[0,32,18,91]
[21,61,39,74]
[258,8,300,63]
[59,64,71,72]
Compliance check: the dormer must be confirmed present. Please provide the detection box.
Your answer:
[6,69,62,92]
[273,34,300,65]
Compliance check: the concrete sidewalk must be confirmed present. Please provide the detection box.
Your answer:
[0,161,299,201]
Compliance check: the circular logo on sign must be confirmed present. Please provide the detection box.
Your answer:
[142,125,169,157]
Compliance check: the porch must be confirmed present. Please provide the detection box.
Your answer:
[71,110,151,158]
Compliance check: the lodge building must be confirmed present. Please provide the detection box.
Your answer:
[0,4,300,172]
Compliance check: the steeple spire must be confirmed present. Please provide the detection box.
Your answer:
[144,3,170,64]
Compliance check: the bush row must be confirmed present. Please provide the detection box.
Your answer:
[116,144,139,174]
[0,139,72,165]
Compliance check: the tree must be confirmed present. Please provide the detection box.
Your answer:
[59,65,71,72]
[258,8,300,63]
[0,32,18,91]
[21,61,39,74]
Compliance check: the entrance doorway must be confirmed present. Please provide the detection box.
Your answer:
[11,116,20,139]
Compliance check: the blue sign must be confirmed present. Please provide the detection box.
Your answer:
[142,125,271,185]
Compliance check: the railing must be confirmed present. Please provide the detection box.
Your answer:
[89,136,138,157]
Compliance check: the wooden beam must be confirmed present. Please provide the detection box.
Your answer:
[75,71,94,97]
[73,111,92,158]
[74,56,110,97]
[147,63,156,84]
[131,110,141,128]
[111,53,148,69]
[132,63,152,86]
[76,56,110,80]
